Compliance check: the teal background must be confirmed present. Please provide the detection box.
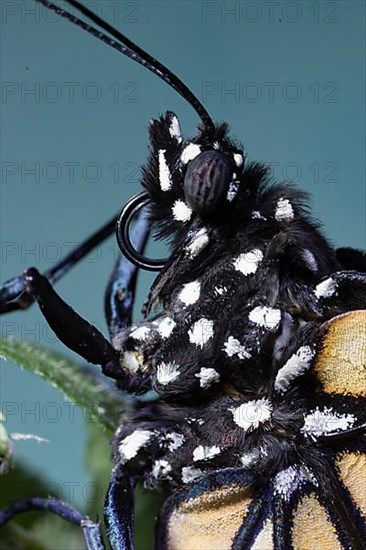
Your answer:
[1,0,365,509]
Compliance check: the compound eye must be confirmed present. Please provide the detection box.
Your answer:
[183,150,234,216]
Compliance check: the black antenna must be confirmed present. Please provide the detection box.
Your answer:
[35,0,215,132]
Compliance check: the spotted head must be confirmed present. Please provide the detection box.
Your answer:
[141,111,247,244]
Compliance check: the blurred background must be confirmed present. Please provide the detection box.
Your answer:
[1,0,365,546]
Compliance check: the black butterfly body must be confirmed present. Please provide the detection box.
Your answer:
[110,112,366,549]
[0,1,365,549]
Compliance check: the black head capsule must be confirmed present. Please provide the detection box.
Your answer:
[183,150,234,216]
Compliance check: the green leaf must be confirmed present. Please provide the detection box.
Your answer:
[135,485,165,550]
[0,337,124,433]
[84,423,112,518]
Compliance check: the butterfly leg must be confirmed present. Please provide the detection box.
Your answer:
[104,464,135,550]
[0,214,117,314]
[105,212,150,341]
[21,267,122,381]
[0,497,105,550]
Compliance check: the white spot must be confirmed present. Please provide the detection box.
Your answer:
[195,367,220,388]
[168,115,182,142]
[274,465,308,501]
[213,141,220,150]
[214,286,227,296]
[182,466,204,483]
[118,429,154,462]
[181,143,201,164]
[193,445,221,462]
[249,306,281,330]
[172,200,192,222]
[158,149,172,191]
[130,325,150,341]
[233,153,243,167]
[157,361,180,386]
[233,249,263,276]
[275,198,294,222]
[223,336,251,360]
[301,407,355,437]
[151,459,172,480]
[185,228,209,259]
[251,211,267,220]
[165,432,185,452]
[230,398,273,432]
[227,181,239,202]
[154,317,176,339]
[123,351,141,374]
[315,277,337,299]
[301,249,318,272]
[178,281,201,306]
[274,346,315,394]
[188,318,214,348]
[240,449,260,467]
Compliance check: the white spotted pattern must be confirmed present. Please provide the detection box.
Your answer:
[168,115,182,142]
[158,149,172,191]
[154,317,176,339]
[181,143,201,164]
[172,200,192,222]
[151,459,172,480]
[241,449,260,467]
[274,345,314,394]
[233,153,243,167]
[178,281,201,306]
[193,445,221,462]
[185,228,209,258]
[130,325,150,341]
[182,466,203,483]
[223,336,251,360]
[231,398,273,431]
[119,429,154,462]
[233,249,263,276]
[315,277,337,299]
[275,198,294,221]
[301,407,355,437]
[227,181,239,202]
[156,362,180,386]
[188,318,214,348]
[249,306,281,330]
[274,466,308,501]
[251,211,267,220]
[195,367,220,388]
[165,432,185,452]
